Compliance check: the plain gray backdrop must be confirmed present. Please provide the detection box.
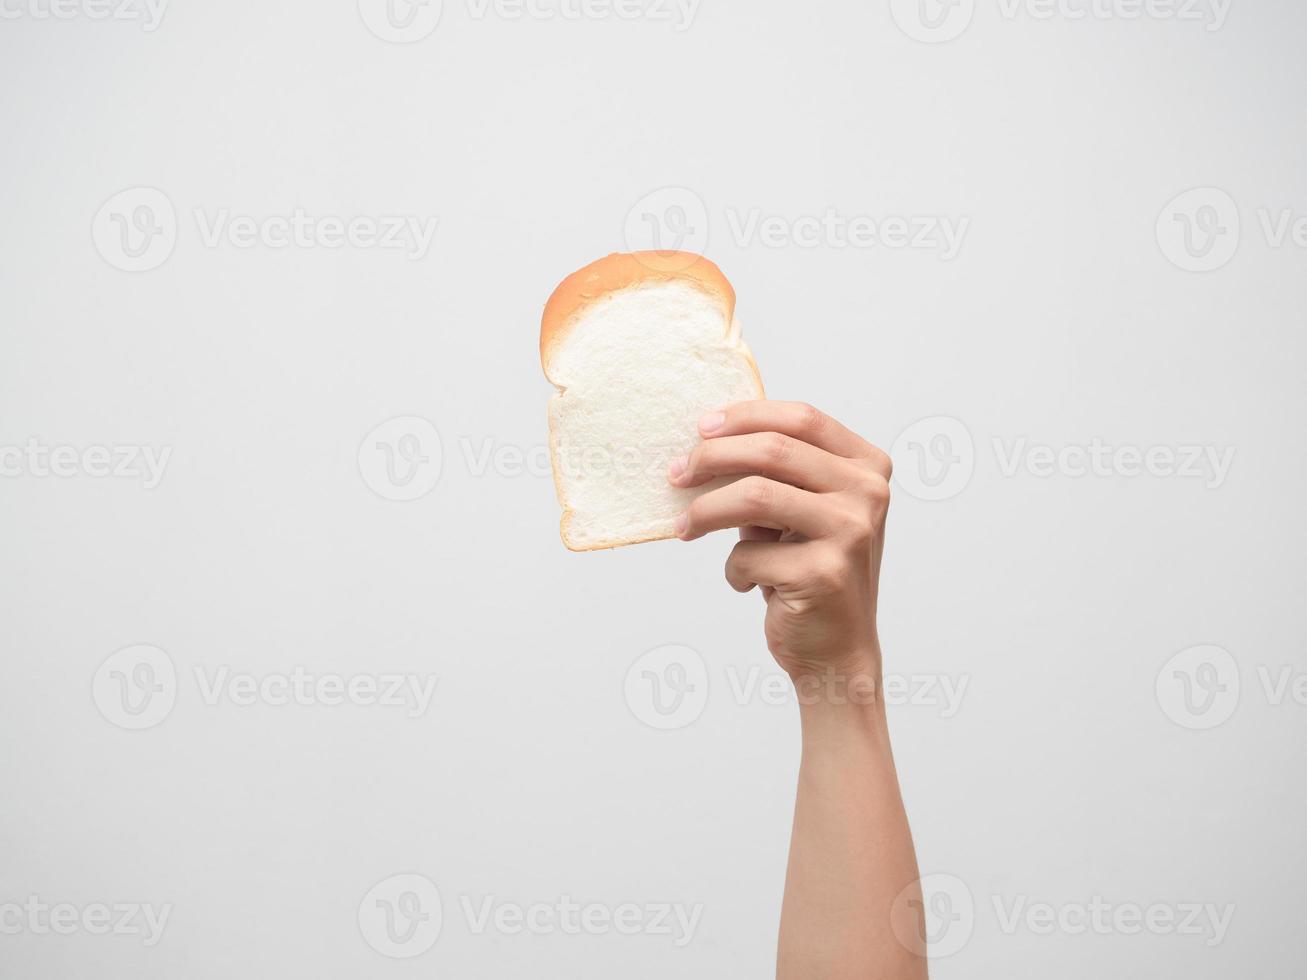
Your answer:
[2,0,1305,976]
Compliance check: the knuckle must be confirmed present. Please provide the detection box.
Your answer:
[849,468,890,508]
[865,473,891,507]
[795,402,826,435]
[849,466,876,490]
[741,475,774,507]
[762,432,795,464]
[871,447,893,481]
[844,511,875,543]
[833,499,876,542]
[807,550,847,591]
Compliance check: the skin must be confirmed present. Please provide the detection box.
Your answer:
[667,400,928,980]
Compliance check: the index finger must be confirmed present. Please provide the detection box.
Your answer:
[699,401,876,461]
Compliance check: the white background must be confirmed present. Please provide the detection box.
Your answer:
[2,0,1305,976]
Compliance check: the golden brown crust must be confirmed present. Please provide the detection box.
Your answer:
[559,519,677,553]
[540,251,736,383]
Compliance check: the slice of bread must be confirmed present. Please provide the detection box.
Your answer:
[541,251,765,551]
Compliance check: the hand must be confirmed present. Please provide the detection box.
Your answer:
[668,401,892,684]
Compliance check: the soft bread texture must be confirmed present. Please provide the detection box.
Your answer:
[542,251,765,551]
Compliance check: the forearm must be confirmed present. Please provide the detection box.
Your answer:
[777,652,927,980]
[667,400,910,976]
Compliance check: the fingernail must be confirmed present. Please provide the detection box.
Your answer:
[699,411,726,434]
[667,455,687,482]
[675,512,688,536]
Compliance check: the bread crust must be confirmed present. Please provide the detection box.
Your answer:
[559,518,679,553]
[540,251,736,383]
[541,251,763,552]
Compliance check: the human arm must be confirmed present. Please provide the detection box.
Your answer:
[669,400,928,980]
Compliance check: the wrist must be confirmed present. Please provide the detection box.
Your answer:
[784,643,887,725]
[783,642,882,696]
[795,678,892,755]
